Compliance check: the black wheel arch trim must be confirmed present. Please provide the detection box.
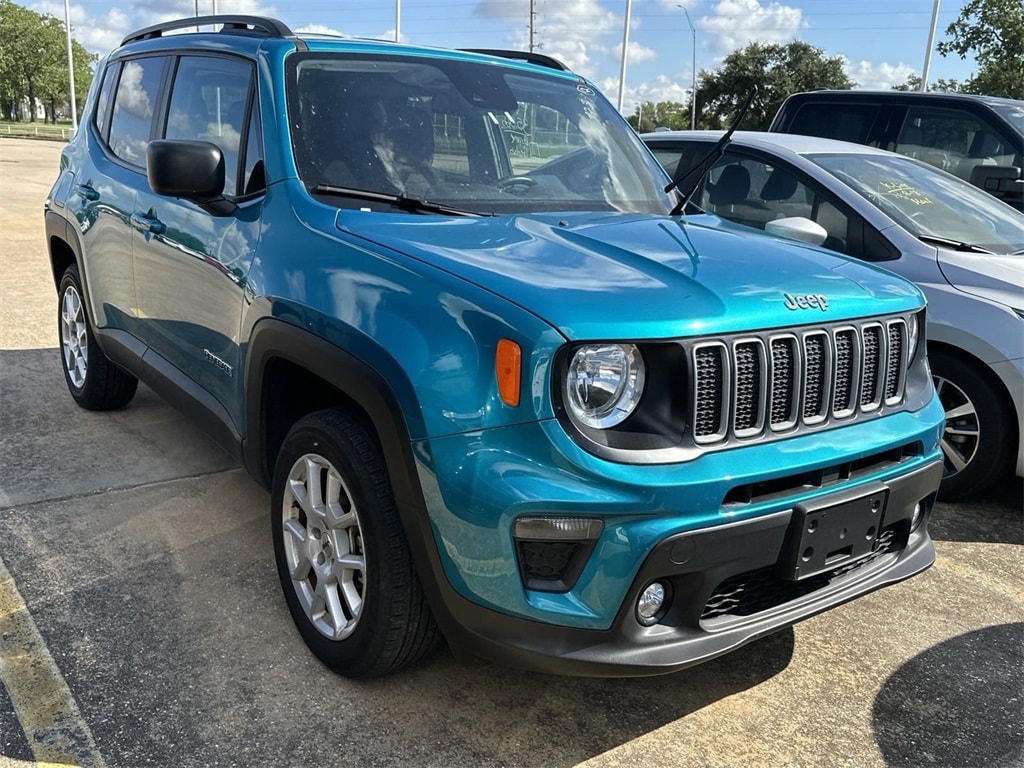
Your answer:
[242,319,479,648]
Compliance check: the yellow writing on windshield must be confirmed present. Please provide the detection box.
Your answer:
[879,180,933,206]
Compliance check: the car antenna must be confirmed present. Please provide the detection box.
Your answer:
[665,84,758,216]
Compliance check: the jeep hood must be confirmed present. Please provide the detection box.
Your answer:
[336,211,923,340]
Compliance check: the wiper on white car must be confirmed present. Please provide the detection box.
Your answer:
[312,184,488,217]
[917,234,996,254]
[666,85,758,216]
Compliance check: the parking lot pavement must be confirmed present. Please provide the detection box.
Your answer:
[2,137,1022,767]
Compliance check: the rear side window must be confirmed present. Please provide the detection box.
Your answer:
[165,55,254,197]
[108,56,168,166]
[788,103,880,145]
[896,106,1016,182]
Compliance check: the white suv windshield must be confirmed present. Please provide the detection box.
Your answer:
[287,53,672,215]
[812,153,1024,254]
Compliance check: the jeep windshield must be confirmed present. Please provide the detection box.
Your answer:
[287,52,674,215]
[811,152,1024,255]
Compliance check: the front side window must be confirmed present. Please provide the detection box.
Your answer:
[165,55,253,197]
[693,151,855,256]
[108,56,168,166]
[286,54,672,214]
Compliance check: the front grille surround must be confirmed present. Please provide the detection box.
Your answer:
[686,316,910,448]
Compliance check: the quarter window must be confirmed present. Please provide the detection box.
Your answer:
[93,62,119,138]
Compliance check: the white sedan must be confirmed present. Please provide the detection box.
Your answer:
[644,130,1024,499]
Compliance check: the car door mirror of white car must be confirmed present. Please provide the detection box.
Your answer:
[765,216,828,247]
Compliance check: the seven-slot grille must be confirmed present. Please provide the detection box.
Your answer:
[689,318,909,444]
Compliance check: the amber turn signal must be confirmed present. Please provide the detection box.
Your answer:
[495,339,521,407]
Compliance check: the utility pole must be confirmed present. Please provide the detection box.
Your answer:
[396,0,401,42]
[529,0,535,53]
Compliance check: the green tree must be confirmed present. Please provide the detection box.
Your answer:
[936,0,1024,98]
[0,0,95,122]
[627,100,689,132]
[892,74,963,92]
[695,41,854,130]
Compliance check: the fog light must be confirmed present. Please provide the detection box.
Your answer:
[637,581,666,624]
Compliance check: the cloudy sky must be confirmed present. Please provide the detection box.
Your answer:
[28,0,976,113]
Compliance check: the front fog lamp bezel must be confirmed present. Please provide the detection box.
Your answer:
[564,343,646,429]
[513,516,604,593]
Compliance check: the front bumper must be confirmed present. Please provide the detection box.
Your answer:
[434,457,942,677]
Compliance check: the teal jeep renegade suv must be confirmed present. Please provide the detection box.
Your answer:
[45,15,945,678]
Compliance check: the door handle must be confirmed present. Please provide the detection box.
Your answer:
[130,212,166,235]
[74,183,99,201]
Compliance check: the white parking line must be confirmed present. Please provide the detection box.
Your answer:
[0,557,106,768]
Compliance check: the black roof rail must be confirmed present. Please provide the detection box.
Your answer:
[462,49,570,72]
[122,15,294,46]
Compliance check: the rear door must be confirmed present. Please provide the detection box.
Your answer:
[131,53,265,428]
[70,55,169,336]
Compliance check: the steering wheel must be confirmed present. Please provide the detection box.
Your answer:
[497,176,538,195]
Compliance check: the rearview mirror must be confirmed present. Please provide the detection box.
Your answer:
[764,216,828,247]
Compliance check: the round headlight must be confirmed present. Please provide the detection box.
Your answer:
[565,343,645,429]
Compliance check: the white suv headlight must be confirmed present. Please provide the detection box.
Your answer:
[565,343,645,429]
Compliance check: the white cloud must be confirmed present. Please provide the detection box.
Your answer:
[700,0,805,53]
[612,40,658,65]
[294,23,346,37]
[29,0,280,57]
[607,73,692,115]
[846,60,916,90]
[476,0,621,79]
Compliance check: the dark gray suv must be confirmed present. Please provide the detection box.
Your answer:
[770,90,1024,209]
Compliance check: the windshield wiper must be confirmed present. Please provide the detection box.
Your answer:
[312,184,487,217]
[666,85,758,216]
[917,234,996,254]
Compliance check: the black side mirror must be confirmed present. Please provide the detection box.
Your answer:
[146,140,235,215]
[969,164,1023,202]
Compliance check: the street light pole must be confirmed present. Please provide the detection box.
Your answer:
[680,5,696,130]
[63,0,77,132]
[617,0,633,113]
[920,0,941,91]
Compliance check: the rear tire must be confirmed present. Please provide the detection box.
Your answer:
[58,264,138,410]
[271,409,439,678]
[931,350,1015,500]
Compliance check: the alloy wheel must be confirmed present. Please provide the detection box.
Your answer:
[61,284,88,389]
[281,453,366,641]
[934,374,980,479]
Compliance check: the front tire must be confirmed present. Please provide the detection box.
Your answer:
[931,350,1015,500]
[58,264,138,410]
[271,409,439,678]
